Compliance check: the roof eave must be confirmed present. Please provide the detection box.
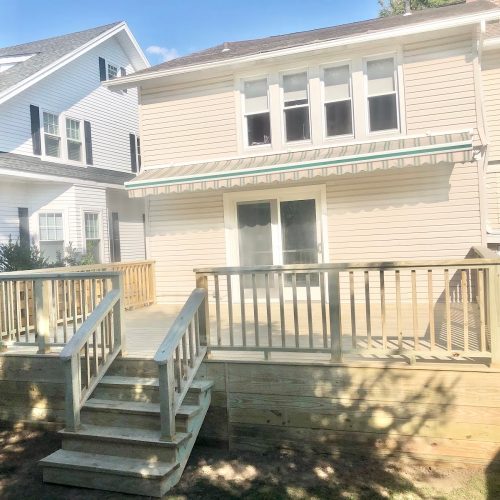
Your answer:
[106,8,500,90]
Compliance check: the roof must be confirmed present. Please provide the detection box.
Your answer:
[132,1,499,78]
[125,131,473,198]
[0,22,122,95]
[0,152,134,186]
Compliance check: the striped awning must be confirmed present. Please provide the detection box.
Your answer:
[126,131,474,198]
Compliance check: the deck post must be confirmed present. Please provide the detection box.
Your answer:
[158,359,176,441]
[195,273,211,354]
[487,265,500,367]
[63,354,81,431]
[328,270,342,362]
[111,274,126,357]
[34,279,55,354]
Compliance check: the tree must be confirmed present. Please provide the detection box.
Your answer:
[378,0,462,17]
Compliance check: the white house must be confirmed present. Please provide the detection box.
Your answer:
[0,22,149,264]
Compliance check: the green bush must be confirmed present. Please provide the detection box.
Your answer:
[55,242,98,267]
[0,237,49,272]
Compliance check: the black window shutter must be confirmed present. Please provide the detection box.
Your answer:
[129,133,137,173]
[110,212,121,262]
[84,121,93,165]
[18,208,30,248]
[99,57,106,81]
[120,67,127,93]
[30,105,41,155]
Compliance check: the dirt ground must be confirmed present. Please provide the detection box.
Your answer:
[0,427,498,499]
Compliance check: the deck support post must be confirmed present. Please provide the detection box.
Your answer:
[64,354,81,431]
[158,360,176,441]
[487,265,500,367]
[328,270,342,363]
[111,274,126,357]
[35,279,55,354]
[195,273,211,357]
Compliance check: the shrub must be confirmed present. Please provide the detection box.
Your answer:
[0,237,49,272]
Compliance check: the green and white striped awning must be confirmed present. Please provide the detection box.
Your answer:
[126,131,474,198]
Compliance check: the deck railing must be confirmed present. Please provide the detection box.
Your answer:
[154,288,208,440]
[195,251,500,364]
[0,260,155,351]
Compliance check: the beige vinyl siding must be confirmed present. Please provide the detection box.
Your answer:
[482,50,500,161]
[139,77,238,165]
[403,34,478,139]
[148,161,481,303]
[486,170,500,231]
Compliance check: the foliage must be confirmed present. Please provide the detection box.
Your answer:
[0,237,49,272]
[378,0,462,17]
[54,242,98,267]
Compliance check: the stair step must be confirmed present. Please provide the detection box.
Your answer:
[40,449,178,479]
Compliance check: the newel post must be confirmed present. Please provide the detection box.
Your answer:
[328,270,342,363]
[158,359,176,441]
[195,273,211,353]
[34,279,56,354]
[64,354,81,431]
[487,265,500,367]
[111,274,126,356]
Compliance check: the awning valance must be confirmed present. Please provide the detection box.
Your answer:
[126,131,474,198]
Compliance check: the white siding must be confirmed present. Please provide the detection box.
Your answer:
[139,77,238,165]
[486,170,500,231]
[0,37,139,173]
[482,50,500,162]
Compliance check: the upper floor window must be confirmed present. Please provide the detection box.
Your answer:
[107,63,118,80]
[323,65,353,138]
[66,118,82,161]
[243,79,271,147]
[283,72,310,142]
[366,57,399,133]
[43,112,61,158]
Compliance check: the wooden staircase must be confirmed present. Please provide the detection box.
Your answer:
[40,360,213,497]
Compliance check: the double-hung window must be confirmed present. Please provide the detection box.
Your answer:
[283,72,310,142]
[323,65,353,137]
[66,118,82,161]
[39,213,64,263]
[243,79,271,147]
[107,63,118,80]
[43,112,61,158]
[84,212,101,263]
[366,57,399,133]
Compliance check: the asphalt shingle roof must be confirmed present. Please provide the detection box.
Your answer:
[132,1,499,77]
[0,22,121,94]
[0,152,134,185]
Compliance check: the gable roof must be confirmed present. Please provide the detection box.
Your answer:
[0,22,149,104]
[112,0,500,86]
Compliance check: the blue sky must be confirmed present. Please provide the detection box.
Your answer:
[0,0,379,65]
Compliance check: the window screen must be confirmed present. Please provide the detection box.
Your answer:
[283,72,310,142]
[367,58,398,132]
[324,65,352,137]
[43,112,60,157]
[244,79,271,146]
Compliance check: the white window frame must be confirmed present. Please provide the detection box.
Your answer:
[42,110,62,159]
[83,210,103,262]
[241,76,272,150]
[363,54,400,136]
[107,63,118,80]
[37,211,66,262]
[65,116,83,163]
[321,61,354,142]
[280,68,312,146]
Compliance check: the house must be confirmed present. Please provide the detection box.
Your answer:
[0,22,149,264]
[104,0,500,304]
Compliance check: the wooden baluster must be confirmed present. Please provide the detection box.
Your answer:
[428,270,435,350]
[24,281,30,342]
[292,273,299,348]
[396,270,403,351]
[444,269,451,351]
[265,272,272,359]
[380,270,386,350]
[306,273,313,348]
[328,269,342,362]
[53,280,59,344]
[227,275,234,347]
[194,312,200,356]
[478,269,486,352]
[62,280,68,343]
[100,319,106,362]
[411,270,418,351]
[278,272,286,347]
[188,321,195,368]
[182,333,188,378]
[252,273,259,347]
[84,343,91,389]
[92,329,98,377]
[364,271,371,349]
[15,281,21,342]
[81,279,86,322]
[175,345,182,390]
[71,280,77,335]
[349,271,356,349]
[214,274,221,346]
[461,269,469,351]
[239,274,247,347]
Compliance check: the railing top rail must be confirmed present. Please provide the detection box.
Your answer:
[195,257,500,275]
[24,260,155,274]
[60,289,120,360]
[154,288,206,366]
[0,270,121,281]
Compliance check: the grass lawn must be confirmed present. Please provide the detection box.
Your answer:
[0,427,498,499]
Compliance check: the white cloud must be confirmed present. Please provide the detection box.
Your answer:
[145,45,179,63]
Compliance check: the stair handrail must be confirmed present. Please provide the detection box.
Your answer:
[154,288,208,441]
[61,274,125,431]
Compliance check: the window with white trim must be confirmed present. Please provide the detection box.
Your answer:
[84,212,101,263]
[43,112,61,158]
[107,63,118,80]
[366,57,399,133]
[323,65,353,137]
[66,118,82,162]
[283,72,310,142]
[243,79,271,147]
[39,213,64,263]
